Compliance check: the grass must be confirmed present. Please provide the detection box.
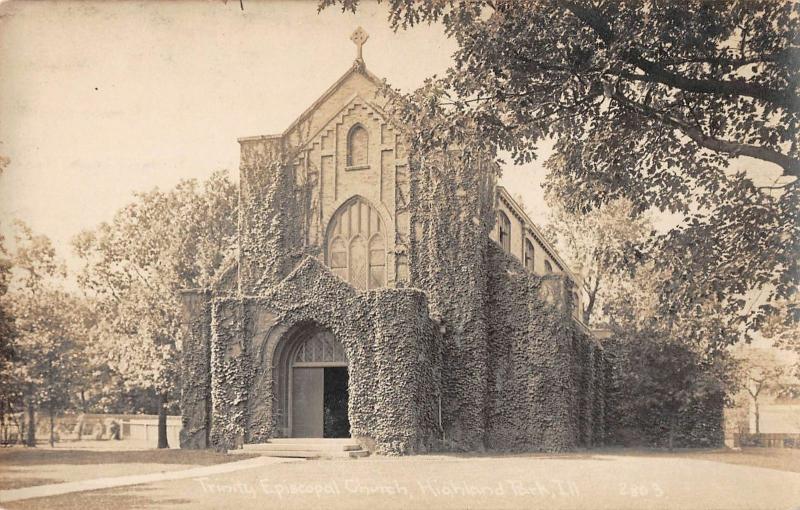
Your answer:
[0,447,253,466]
[564,446,800,473]
[670,447,800,473]
[0,447,257,491]
[420,446,800,473]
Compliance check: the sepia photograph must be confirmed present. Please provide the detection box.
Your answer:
[0,0,798,508]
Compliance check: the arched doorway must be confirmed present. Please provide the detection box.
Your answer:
[273,324,350,438]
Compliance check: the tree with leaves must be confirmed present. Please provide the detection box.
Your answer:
[323,0,799,344]
[732,346,799,434]
[1,223,88,446]
[73,171,237,448]
[0,155,18,442]
[603,261,739,447]
[544,195,651,324]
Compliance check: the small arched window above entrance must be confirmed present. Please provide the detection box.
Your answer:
[293,329,347,366]
[347,124,369,167]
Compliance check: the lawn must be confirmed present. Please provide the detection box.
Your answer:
[0,447,255,490]
[672,447,800,473]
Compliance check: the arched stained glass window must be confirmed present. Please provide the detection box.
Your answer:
[326,197,386,290]
[293,330,347,366]
[347,124,369,167]
[498,211,511,253]
[524,239,535,272]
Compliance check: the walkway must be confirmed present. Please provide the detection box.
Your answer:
[0,455,296,504]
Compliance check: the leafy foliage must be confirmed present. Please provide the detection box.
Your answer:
[606,328,730,447]
[0,221,14,374]
[603,261,738,446]
[73,171,237,401]
[0,223,91,444]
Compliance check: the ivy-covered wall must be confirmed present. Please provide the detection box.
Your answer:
[407,150,496,450]
[179,289,212,449]
[404,149,606,451]
[484,242,606,450]
[180,139,608,454]
[238,137,304,295]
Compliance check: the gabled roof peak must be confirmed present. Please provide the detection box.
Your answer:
[238,28,386,145]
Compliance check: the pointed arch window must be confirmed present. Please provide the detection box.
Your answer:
[524,239,535,272]
[498,211,511,253]
[347,124,369,167]
[326,197,386,290]
[544,260,553,273]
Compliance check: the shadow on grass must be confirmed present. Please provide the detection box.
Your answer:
[0,477,62,491]
[6,485,193,510]
[426,446,800,474]
[416,449,612,461]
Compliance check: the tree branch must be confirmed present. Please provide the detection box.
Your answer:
[582,273,601,324]
[560,1,799,113]
[611,90,800,178]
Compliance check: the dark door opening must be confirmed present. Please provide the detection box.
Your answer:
[323,367,350,438]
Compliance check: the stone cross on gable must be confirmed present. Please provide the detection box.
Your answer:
[350,26,369,61]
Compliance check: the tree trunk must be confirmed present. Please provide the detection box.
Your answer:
[26,401,36,447]
[582,275,602,324]
[668,417,675,451]
[754,399,760,434]
[18,415,24,445]
[0,400,6,444]
[76,390,87,442]
[48,404,55,447]
[157,392,169,449]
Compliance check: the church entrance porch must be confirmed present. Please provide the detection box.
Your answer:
[192,258,443,454]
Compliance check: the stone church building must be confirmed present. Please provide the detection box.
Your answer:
[180,29,607,455]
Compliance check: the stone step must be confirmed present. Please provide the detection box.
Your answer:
[241,449,368,459]
[240,439,370,459]
[267,438,358,446]
[243,442,360,452]
[267,438,356,443]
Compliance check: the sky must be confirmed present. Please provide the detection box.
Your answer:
[0,0,553,267]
